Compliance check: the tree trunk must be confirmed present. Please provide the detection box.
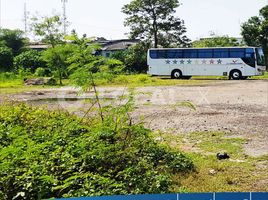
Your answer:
[154,30,158,48]
[59,69,62,85]
[152,9,158,48]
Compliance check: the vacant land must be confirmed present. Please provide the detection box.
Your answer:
[2,79,267,156]
[1,79,267,191]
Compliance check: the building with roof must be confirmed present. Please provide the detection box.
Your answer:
[97,39,140,57]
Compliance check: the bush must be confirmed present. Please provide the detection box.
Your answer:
[34,67,46,77]
[14,50,46,73]
[0,46,13,71]
[0,72,17,80]
[0,103,193,199]
[111,43,148,73]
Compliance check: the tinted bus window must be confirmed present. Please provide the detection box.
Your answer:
[198,49,213,58]
[157,50,167,58]
[150,50,158,59]
[167,50,183,58]
[183,49,198,58]
[213,49,229,58]
[245,48,255,59]
[230,48,245,58]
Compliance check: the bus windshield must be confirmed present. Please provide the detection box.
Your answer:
[256,48,265,66]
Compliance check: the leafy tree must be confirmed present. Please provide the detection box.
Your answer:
[66,32,101,73]
[42,43,75,85]
[31,15,71,83]
[241,5,268,66]
[14,50,46,73]
[192,36,240,47]
[31,15,64,47]
[67,32,124,86]
[0,46,13,71]
[122,0,190,48]
[112,42,149,73]
[0,29,27,56]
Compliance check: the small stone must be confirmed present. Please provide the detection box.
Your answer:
[36,92,45,95]
[209,169,217,176]
[155,137,163,142]
[217,152,230,160]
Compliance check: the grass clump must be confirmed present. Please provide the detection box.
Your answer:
[0,103,193,200]
[156,131,268,192]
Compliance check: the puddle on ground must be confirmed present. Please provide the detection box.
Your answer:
[28,97,114,103]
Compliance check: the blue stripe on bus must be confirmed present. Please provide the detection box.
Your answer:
[56,192,268,200]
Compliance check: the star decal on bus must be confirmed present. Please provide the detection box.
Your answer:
[173,60,178,64]
[233,60,238,64]
[180,60,185,64]
[217,59,222,64]
[166,60,171,64]
[187,59,192,64]
[202,60,206,64]
[210,59,214,64]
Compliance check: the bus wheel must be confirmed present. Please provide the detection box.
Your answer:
[171,69,182,79]
[230,70,242,80]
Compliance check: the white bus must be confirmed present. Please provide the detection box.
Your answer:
[147,47,266,79]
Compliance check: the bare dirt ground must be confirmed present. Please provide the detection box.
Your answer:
[1,80,268,157]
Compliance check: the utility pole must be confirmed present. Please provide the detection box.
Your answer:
[24,2,28,33]
[0,0,2,29]
[61,0,68,34]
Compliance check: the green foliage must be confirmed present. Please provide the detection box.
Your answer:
[34,67,47,77]
[0,103,193,199]
[67,32,125,79]
[0,72,18,81]
[241,5,268,66]
[111,42,148,73]
[42,43,76,84]
[0,46,13,71]
[122,0,190,48]
[0,28,27,56]
[31,15,64,47]
[14,50,46,73]
[192,36,240,47]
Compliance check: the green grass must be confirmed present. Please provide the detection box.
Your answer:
[155,131,268,192]
[93,74,213,87]
[253,72,268,79]
[0,72,267,95]
[0,77,70,94]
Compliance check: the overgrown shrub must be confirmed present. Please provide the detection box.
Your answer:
[14,50,46,73]
[0,46,13,71]
[111,43,148,73]
[34,67,47,77]
[0,103,193,199]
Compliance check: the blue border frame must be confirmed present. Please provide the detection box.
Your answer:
[56,192,268,200]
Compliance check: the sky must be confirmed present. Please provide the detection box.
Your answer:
[0,0,267,41]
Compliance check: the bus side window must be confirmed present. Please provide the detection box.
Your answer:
[213,49,229,58]
[229,48,245,58]
[183,49,198,58]
[198,49,213,58]
[245,48,255,59]
[150,50,158,59]
[167,50,182,58]
[158,50,167,59]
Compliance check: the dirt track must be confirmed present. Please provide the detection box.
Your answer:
[2,80,268,156]
[134,80,268,156]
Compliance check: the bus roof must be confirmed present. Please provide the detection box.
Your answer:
[149,46,259,50]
